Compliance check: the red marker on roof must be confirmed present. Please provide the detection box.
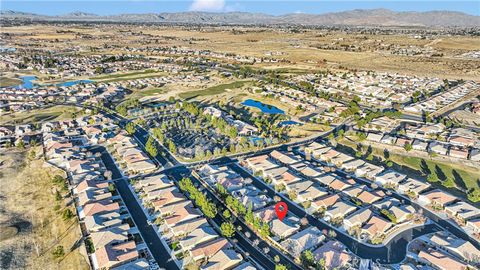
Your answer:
[275,202,288,221]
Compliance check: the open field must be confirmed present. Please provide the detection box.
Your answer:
[0,105,82,125]
[0,77,22,87]
[3,25,479,80]
[179,80,252,99]
[91,70,167,83]
[0,148,89,270]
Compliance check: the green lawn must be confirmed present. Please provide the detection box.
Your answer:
[340,137,480,191]
[91,70,166,83]
[0,105,82,125]
[91,69,156,80]
[179,80,251,99]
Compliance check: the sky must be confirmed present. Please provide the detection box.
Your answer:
[1,0,479,16]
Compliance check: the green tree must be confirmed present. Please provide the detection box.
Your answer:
[220,222,235,238]
[52,246,65,259]
[223,209,231,219]
[17,140,25,149]
[145,136,158,157]
[260,221,270,238]
[85,238,95,253]
[168,140,177,154]
[62,209,74,220]
[275,264,287,270]
[404,143,413,152]
[125,122,136,135]
[300,250,315,268]
[55,190,62,201]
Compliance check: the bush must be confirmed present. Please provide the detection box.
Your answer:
[85,238,95,253]
[220,222,235,238]
[62,209,74,220]
[52,246,65,259]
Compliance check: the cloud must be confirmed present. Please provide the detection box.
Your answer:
[189,0,226,12]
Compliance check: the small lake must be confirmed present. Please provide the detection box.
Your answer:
[241,99,285,114]
[6,76,93,89]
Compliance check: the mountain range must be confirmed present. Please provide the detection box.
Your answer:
[1,9,479,27]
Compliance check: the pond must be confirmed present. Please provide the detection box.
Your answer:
[241,99,285,114]
[278,120,303,127]
[6,76,93,89]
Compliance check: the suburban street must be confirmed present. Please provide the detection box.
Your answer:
[92,146,181,270]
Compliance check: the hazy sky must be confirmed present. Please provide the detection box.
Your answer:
[1,1,479,16]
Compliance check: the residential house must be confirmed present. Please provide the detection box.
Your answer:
[179,226,218,251]
[81,200,120,219]
[418,249,469,270]
[418,189,457,208]
[170,218,209,238]
[445,202,480,223]
[271,215,301,240]
[200,249,242,270]
[361,215,393,239]
[324,201,357,221]
[312,241,351,270]
[343,208,373,232]
[311,194,340,211]
[355,163,384,179]
[190,238,231,262]
[94,241,139,270]
[424,232,480,263]
[398,178,431,197]
[389,205,415,223]
[280,227,325,257]
[85,211,122,233]
[374,170,407,187]
[90,224,130,250]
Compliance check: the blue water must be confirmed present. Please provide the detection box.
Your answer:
[241,99,285,114]
[279,120,303,127]
[6,76,93,89]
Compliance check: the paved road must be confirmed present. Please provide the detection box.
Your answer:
[92,146,180,270]
[165,166,302,270]
[229,161,440,264]
[301,141,480,249]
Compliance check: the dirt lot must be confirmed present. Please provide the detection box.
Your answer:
[0,148,89,270]
[3,24,479,80]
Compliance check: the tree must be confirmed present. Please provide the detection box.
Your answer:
[287,190,297,200]
[220,222,235,238]
[404,143,413,152]
[275,264,287,270]
[223,209,231,219]
[260,221,270,238]
[52,245,65,259]
[55,190,62,201]
[125,122,136,135]
[85,238,95,253]
[300,250,315,268]
[17,140,25,149]
[145,136,158,157]
[62,209,74,220]
[168,140,177,154]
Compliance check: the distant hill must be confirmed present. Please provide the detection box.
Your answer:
[1,9,479,27]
